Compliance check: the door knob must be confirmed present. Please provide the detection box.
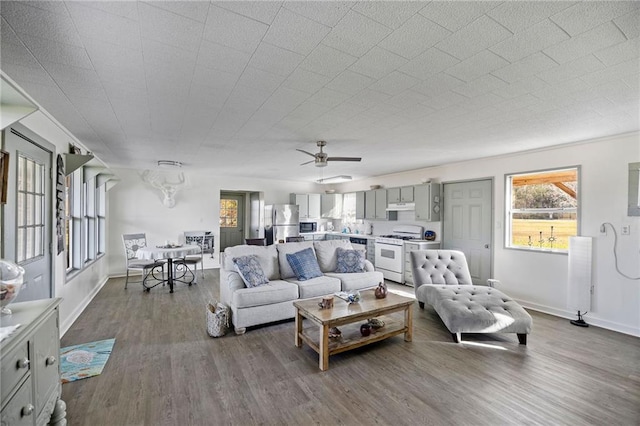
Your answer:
[484,244,490,248]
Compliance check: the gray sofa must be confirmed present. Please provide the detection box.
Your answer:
[220,239,384,334]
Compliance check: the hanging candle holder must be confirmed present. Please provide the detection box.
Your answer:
[538,231,545,248]
[528,235,533,248]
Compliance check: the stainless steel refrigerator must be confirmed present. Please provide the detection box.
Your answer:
[265,204,300,245]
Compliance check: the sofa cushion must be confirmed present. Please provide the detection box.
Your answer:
[224,245,280,280]
[232,255,269,288]
[286,248,323,281]
[276,241,315,279]
[313,239,353,273]
[232,280,299,308]
[335,247,366,273]
[325,270,384,293]
[286,275,341,299]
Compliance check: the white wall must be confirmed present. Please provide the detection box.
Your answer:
[16,111,110,335]
[107,168,322,274]
[337,133,640,336]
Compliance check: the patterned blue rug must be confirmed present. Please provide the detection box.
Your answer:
[60,338,115,383]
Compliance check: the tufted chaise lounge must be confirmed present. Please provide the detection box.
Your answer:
[410,249,532,344]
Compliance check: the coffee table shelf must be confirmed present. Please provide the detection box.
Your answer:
[299,314,406,355]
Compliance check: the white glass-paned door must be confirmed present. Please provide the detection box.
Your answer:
[17,153,45,263]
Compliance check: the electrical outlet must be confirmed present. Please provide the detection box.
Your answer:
[621,225,630,235]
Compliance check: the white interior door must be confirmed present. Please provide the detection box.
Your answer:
[442,179,493,285]
[2,125,53,301]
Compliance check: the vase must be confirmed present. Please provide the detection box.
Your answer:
[374,282,388,299]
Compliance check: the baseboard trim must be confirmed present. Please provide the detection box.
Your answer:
[60,276,109,336]
[516,299,640,338]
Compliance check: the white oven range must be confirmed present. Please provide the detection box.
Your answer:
[375,225,423,284]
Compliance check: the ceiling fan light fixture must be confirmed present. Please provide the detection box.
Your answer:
[157,160,182,168]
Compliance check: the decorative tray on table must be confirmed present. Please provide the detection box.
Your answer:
[156,244,182,249]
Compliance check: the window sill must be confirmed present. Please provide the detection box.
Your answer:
[505,246,568,255]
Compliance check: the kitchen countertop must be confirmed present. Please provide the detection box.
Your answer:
[301,232,376,239]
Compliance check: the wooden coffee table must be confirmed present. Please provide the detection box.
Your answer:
[293,289,414,371]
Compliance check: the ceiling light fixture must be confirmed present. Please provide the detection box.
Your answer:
[317,175,352,184]
[157,160,182,168]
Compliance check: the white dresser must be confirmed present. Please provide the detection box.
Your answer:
[1,298,66,426]
[404,241,441,287]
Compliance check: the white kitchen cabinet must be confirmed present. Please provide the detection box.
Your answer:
[387,186,414,203]
[290,193,321,219]
[321,193,343,219]
[365,189,396,220]
[1,298,66,426]
[414,183,441,222]
[355,191,365,219]
[404,241,441,286]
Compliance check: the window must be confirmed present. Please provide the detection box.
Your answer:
[341,193,356,224]
[65,173,74,271]
[97,183,106,255]
[16,154,45,263]
[64,158,108,278]
[506,167,579,252]
[220,199,238,227]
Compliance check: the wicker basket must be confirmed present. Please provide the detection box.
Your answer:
[206,300,229,337]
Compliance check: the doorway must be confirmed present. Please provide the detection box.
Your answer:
[2,125,53,302]
[442,179,493,285]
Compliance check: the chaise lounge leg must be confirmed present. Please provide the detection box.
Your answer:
[451,332,461,343]
[517,333,527,345]
[234,327,246,335]
[418,302,425,309]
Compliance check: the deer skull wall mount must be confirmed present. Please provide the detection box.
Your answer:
[140,170,186,208]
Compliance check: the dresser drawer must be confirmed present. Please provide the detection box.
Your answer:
[1,341,30,404]
[1,378,35,426]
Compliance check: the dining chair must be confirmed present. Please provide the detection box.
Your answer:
[245,238,267,246]
[122,233,165,289]
[177,231,205,283]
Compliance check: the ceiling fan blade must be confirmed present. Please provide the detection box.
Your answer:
[300,160,315,166]
[296,148,317,158]
[327,156,361,162]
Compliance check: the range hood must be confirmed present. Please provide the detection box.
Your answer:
[386,202,415,211]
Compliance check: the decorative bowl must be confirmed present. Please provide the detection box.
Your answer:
[0,260,26,315]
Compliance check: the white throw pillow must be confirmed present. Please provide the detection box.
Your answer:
[313,239,353,273]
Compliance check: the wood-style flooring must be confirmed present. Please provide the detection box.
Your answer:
[61,270,640,425]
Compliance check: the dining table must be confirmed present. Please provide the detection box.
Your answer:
[137,244,199,293]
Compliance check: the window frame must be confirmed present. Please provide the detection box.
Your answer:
[65,165,107,280]
[504,165,581,254]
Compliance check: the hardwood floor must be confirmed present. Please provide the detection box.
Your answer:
[61,270,640,425]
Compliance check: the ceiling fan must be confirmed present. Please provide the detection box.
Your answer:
[297,140,361,167]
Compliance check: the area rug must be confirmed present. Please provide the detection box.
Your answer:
[60,338,115,383]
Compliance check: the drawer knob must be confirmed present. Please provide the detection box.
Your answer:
[46,356,57,366]
[22,404,35,416]
[17,357,30,369]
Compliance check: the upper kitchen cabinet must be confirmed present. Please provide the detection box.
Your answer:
[321,193,343,219]
[414,183,441,222]
[290,193,321,218]
[365,189,397,220]
[355,191,365,219]
[387,186,414,203]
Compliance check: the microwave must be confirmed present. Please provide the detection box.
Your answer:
[299,222,317,233]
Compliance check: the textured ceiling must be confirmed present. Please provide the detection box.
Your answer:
[1,1,638,182]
